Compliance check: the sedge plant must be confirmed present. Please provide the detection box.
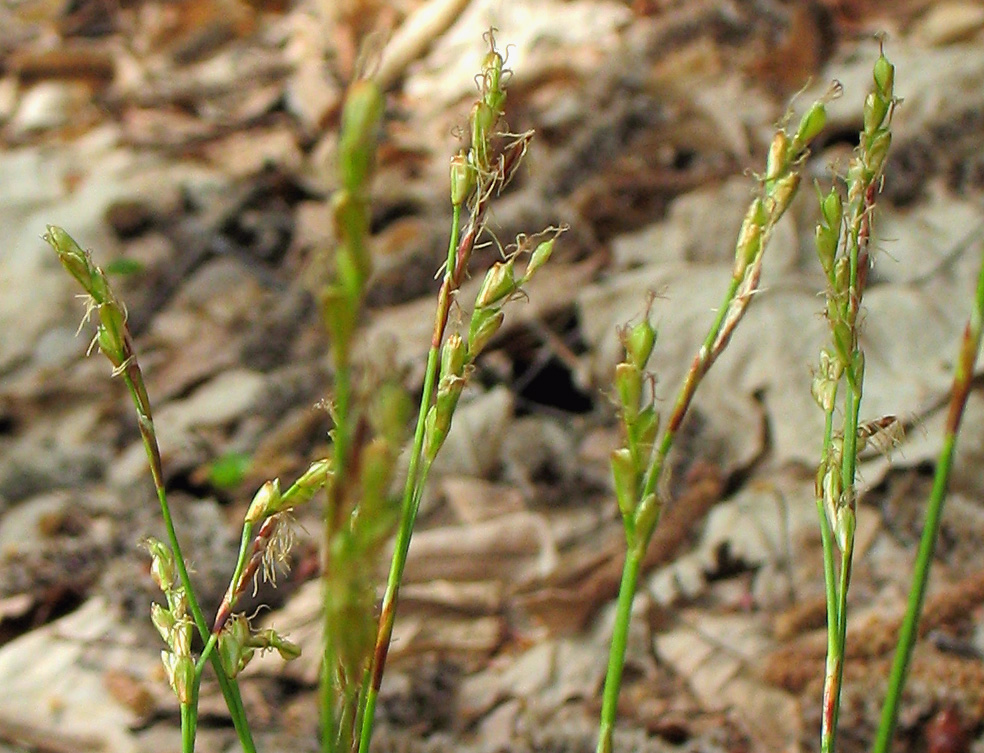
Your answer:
[811,44,897,753]
[313,30,559,753]
[870,214,984,753]
[811,45,984,753]
[43,29,981,753]
[43,226,333,753]
[353,33,561,753]
[45,29,557,753]
[596,79,839,753]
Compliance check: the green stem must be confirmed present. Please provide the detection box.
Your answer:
[358,346,440,753]
[641,277,741,500]
[181,702,196,753]
[358,208,463,753]
[320,661,339,753]
[196,633,219,677]
[596,545,644,753]
[872,247,984,753]
[122,375,257,753]
[871,436,952,753]
[817,497,838,651]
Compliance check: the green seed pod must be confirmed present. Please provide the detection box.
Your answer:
[794,100,827,147]
[470,101,496,170]
[245,479,282,524]
[485,87,506,121]
[145,538,176,592]
[450,152,475,207]
[440,333,467,380]
[610,448,639,521]
[832,321,853,367]
[295,458,332,493]
[150,602,176,644]
[863,91,889,136]
[834,499,856,553]
[422,404,443,462]
[630,405,660,459]
[873,54,895,98]
[161,651,196,704]
[614,362,643,422]
[815,225,838,280]
[481,49,507,119]
[338,79,384,193]
[481,50,504,98]
[811,365,837,413]
[45,226,94,291]
[475,260,517,308]
[850,350,865,387]
[467,307,505,359]
[733,198,765,279]
[253,628,302,661]
[833,256,850,294]
[769,171,801,221]
[219,614,254,678]
[625,318,657,370]
[523,238,556,281]
[864,129,892,177]
[96,314,127,368]
[820,187,843,230]
[633,493,662,545]
[171,616,193,656]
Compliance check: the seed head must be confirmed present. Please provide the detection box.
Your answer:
[523,238,556,282]
[145,538,176,592]
[450,152,475,207]
[873,53,895,99]
[794,100,827,148]
[440,333,467,380]
[863,91,889,136]
[765,130,789,182]
[614,363,643,421]
[475,260,518,308]
[624,319,657,371]
[245,479,282,524]
[467,307,504,359]
[161,651,196,704]
[610,448,639,521]
[733,198,766,279]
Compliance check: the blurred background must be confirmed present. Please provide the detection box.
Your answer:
[2,1,984,752]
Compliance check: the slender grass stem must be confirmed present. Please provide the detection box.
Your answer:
[123,374,257,753]
[196,633,219,676]
[817,498,838,648]
[596,545,643,753]
[872,247,984,753]
[358,253,451,753]
[181,702,196,753]
[641,278,741,501]
[597,97,828,747]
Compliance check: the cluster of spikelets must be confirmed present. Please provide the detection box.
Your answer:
[813,47,899,556]
[594,72,843,753]
[48,30,978,753]
[44,31,563,753]
[807,45,900,753]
